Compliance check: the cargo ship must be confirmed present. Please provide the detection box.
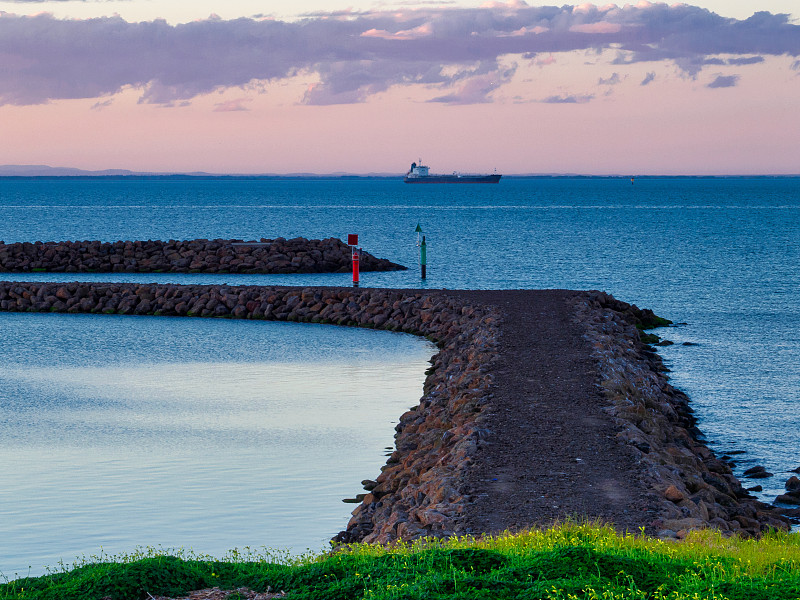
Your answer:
[403,161,501,183]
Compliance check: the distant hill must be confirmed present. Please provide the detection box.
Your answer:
[0,165,403,178]
[0,165,145,177]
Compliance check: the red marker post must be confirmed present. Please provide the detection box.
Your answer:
[348,234,360,287]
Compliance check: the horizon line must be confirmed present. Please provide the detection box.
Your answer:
[1,166,799,179]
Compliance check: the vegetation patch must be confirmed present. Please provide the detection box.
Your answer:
[639,331,661,344]
[4,524,800,600]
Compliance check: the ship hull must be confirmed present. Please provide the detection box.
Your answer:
[404,174,501,184]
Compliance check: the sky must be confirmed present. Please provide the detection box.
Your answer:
[0,1,798,175]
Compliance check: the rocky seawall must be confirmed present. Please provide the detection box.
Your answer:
[0,238,405,274]
[0,282,788,541]
[577,292,790,538]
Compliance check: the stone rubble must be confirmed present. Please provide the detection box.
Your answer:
[0,238,405,274]
[576,291,790,539]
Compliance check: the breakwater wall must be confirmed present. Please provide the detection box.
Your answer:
[0,238,405,274]
[577,292,790,538]
[0,281,788,540]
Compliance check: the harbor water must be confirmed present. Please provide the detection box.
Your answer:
[1,176,799,575]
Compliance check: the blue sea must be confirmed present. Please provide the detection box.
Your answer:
[1,176,799,576]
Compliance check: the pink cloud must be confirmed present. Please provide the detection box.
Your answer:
[90,98,113,110]
[479,1,530,9]
[302,81,368,105]
[502,25,549,37]
[213,98,252,112]
[707,74,740,88]
[640,71,656,85]
[429,67,516,104]
[361,23,432,40]
[0,5,797,107]
[534,54,556,67]
[541,93,594,103]
[598,72,621,85]
[569,22,623,34]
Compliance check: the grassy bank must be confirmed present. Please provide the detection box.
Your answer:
[3,523,800,599]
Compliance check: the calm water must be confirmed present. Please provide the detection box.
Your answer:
[0,313,434,577]
[1,176,800,573]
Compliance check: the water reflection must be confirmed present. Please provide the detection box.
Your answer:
[0,313,435,577]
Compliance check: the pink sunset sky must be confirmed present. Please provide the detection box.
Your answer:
[0,0,798,175]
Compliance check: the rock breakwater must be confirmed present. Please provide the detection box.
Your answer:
[0,238,405,274]
[0,282,787,542]
[577,291,790,538]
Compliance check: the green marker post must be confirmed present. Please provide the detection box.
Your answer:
[415,224,426,280]
[420,235,427,279]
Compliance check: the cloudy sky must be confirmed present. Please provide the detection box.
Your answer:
[1,1,798,175]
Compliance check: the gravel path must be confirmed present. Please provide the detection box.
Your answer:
[451,290,658,535]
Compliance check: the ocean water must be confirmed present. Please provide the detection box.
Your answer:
[1,176,799,573]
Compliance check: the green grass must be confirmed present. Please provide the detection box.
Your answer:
[3,523,800,599]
